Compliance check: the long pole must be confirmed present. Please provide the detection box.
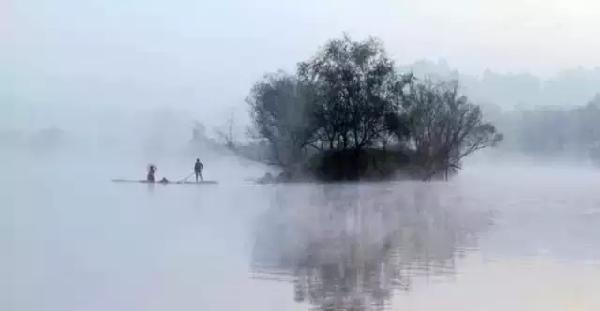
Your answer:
[177,172,195,182]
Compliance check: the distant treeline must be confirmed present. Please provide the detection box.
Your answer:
[244,35,502,181]
[400,60,600,111]
[493,94,600,161]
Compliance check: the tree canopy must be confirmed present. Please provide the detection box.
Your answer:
[404,81,502,179]
[297,35,407,151]
[247,71,317,166]
[246,35,502,180]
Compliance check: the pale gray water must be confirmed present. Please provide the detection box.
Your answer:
[4,153,600,311]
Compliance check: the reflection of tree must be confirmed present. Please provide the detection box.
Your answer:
[251,184,492,310]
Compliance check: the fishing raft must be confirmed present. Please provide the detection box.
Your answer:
[112,179,218,185]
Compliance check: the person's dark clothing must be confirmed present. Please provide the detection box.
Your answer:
[147,165,156,182]
[194,160,203,182]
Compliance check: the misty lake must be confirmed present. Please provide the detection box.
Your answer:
[4,154,600,310]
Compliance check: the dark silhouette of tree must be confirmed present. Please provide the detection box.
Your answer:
[245,35,502,180]
[247,71,318,167]
[404,80,503,179]
[298,35,408,151]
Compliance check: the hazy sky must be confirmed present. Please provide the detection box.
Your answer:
[3,0,600,130]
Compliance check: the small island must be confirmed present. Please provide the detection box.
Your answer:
[238,35,502,182]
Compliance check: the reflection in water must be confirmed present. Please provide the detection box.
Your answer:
[251,183,493,310]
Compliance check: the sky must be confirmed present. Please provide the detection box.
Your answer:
[3,0,600,131]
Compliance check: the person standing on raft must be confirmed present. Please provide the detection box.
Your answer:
[194,158,204,182]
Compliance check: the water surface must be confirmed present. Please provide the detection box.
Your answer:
[4,155,600,310]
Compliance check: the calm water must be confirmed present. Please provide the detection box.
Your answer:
[4,154,600,310]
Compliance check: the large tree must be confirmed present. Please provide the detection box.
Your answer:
[246,35,502,181]
[404,80,503,179]
[297,35,406,151]
[247,71,317,167]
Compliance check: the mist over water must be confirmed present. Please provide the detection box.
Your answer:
[4,149,600,310]
[5,0,600,309]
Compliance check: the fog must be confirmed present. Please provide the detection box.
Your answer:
[4,1,600,310]
[5,0,600,154]
[5,0,600,131]
[5,157,600,310]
